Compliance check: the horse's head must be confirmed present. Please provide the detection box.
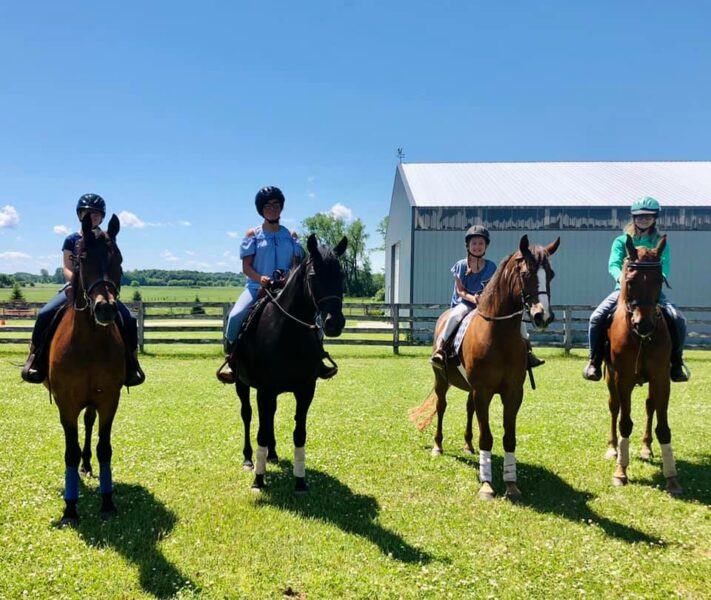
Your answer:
[306,233,348,337]
[75,213,123,326]
[622,234,665,338]
[515,235,560,330]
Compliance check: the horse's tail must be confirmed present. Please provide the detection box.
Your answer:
[409,387,437,432]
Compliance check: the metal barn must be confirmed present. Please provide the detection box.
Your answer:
[384,161,711,308]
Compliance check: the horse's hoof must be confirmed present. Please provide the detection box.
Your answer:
[639,447,653,461]
[479,490,495,501]
[612,476,628,487]
[462,446,474,456]
[604,448,618,460]
[666,478,683,497]
[431,447,443,457]
[80,467,93,478]
[479,482,496,501]
[267,454,279,465]
[251,474,265,492]
[59,516,79,528]
[294,478,309,494]
[504,491,522,503]
[243,459,254,471]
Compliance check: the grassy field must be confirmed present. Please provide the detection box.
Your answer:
[0,347,709,599]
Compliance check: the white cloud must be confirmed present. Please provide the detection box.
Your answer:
[226,231,239,239]
[177,220,191,227]
[185,250,196,256]
[307,176,316,182]
[329,203,353,222]
[0,251,31,259]
[0,205,20,228]
[160,250,179,262]
[308,193,316,199]
[53,225,71,235]
[186,260,211,269]
[118,211,146,229]
[215,261,228,267]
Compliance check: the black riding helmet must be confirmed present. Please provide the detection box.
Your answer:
[465,225,490,246]
[255,186,285,216]
[76,193,106,218]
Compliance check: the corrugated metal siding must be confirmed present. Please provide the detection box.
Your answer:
[412,230,711,306]
[401,162,711,208]
[384,170,413,304]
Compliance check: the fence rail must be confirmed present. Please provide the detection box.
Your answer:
[2,301,710,354]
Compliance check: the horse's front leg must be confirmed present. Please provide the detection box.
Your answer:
[236,381,254,470]
[59,411,82,527]
[605,378,620,460]
[432,376,448,456]
[463,390,475,455]
[81,406,97,477]
[252,389,277,491]
[473,388,495,501]
[640,395,655,461]
[650,376,682,496]
[292,381,315,493]
[96,400,119,519]
[501,386,524,502]
[612,378,634,487]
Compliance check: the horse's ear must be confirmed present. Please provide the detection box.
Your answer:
[107,214,120,240]
[334,236,348,257]
[656,234,667,256]
[519,234,531,258]
[81,213,94,244]
[545,237,560,256]
[307,233,319,257]
[625,234,638,261]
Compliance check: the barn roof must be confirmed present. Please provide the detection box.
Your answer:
[399,161,711,207]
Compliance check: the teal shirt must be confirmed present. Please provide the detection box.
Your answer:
[608,233,670,289]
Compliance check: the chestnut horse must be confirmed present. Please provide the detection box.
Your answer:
[411,235,560,501]
[47,214,126,526]
[234,234,347,493]
[604,234,682,495]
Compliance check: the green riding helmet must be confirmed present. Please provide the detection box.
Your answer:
[630,196,661,216]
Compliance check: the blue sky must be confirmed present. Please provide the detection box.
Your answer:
[1,1,709,275]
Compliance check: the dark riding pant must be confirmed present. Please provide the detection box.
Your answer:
[588,291,687,359]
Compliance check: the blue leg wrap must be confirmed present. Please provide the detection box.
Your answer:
[99,462,113,494]
[64,467,79,501]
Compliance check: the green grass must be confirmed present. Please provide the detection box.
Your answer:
[0,347,709,599]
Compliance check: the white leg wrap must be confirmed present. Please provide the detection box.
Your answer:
[479,450,492,483]
[617,437,630,468]
[503,452,517,483]
[255,445,268,475]
[660,443,677,478]
[294,446,306,478]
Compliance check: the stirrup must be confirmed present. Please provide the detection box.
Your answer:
[429,349,446,369]
[216,357,235,384]
[582,361,602,381]
[318,351,338,380]
[527,352,545,368]
[670,362,690,383]
[21,353,46,384]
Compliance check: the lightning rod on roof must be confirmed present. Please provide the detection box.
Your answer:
[397,148,405,163]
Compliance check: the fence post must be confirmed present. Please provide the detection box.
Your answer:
[137,301,145,353]
[563,306,573,356]
[392,303,400,355]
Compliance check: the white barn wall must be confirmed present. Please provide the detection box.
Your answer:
[384,168,413,304]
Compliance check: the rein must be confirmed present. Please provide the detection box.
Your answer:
[71,247,121,322]
[477,262,548,322]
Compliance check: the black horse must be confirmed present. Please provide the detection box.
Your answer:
[235,234,347,493]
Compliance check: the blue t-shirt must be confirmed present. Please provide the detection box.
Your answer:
[240,225,304,290]
[62,232,81,253]
[450,258,497,308]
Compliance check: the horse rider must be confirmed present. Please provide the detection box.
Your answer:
[430,225,546,370]
[21,193,145,387]
[583,196,690,382]
[217,186,337,384]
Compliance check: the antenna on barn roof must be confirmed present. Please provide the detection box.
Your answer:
[397,147,405,163]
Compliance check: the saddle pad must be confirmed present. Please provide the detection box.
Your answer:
[453,309,477,355]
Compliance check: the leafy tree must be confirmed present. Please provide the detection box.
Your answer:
[0,274,13,288]
[374,216,389,251]
[10,282,26,303]
[132,289,142,302]
[40,268,50,283]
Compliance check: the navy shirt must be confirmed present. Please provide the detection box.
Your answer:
[450,258,497,308]
[62,232,81,253]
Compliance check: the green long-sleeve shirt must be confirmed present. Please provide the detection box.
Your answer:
[608,233,670,290]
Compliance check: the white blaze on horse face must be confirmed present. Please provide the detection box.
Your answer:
[537,267,550,317]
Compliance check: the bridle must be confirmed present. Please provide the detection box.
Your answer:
[623,259,662,340]
[264,258,343,330]
[72,244,121,324]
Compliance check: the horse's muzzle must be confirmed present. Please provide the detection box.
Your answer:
[322,312,345,337]
[94,300,118,326]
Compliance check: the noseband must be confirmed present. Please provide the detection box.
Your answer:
[624,259,662,340]
[72,249,121,323]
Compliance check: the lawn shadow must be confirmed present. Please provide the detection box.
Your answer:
[453,453,658,545]
[632,454,711,506]
[71,480,197,599]
[254,460,435,565]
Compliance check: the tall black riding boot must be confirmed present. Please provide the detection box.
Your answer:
[125,350,146,387]
[582,328,605,381]
[662,309,690,382]
[526,339,545,368]
[21,343,47,384]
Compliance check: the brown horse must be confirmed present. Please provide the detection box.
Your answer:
[47,213,126,526]
[411,235,560,501]
[604,234,682,495]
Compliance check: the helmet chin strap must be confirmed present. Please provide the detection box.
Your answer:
[266,218,280,225]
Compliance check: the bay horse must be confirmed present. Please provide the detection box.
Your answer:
[234,234,347,493]
[604,234,682,495]
[47,213,126,526]
[411,235,560,501]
